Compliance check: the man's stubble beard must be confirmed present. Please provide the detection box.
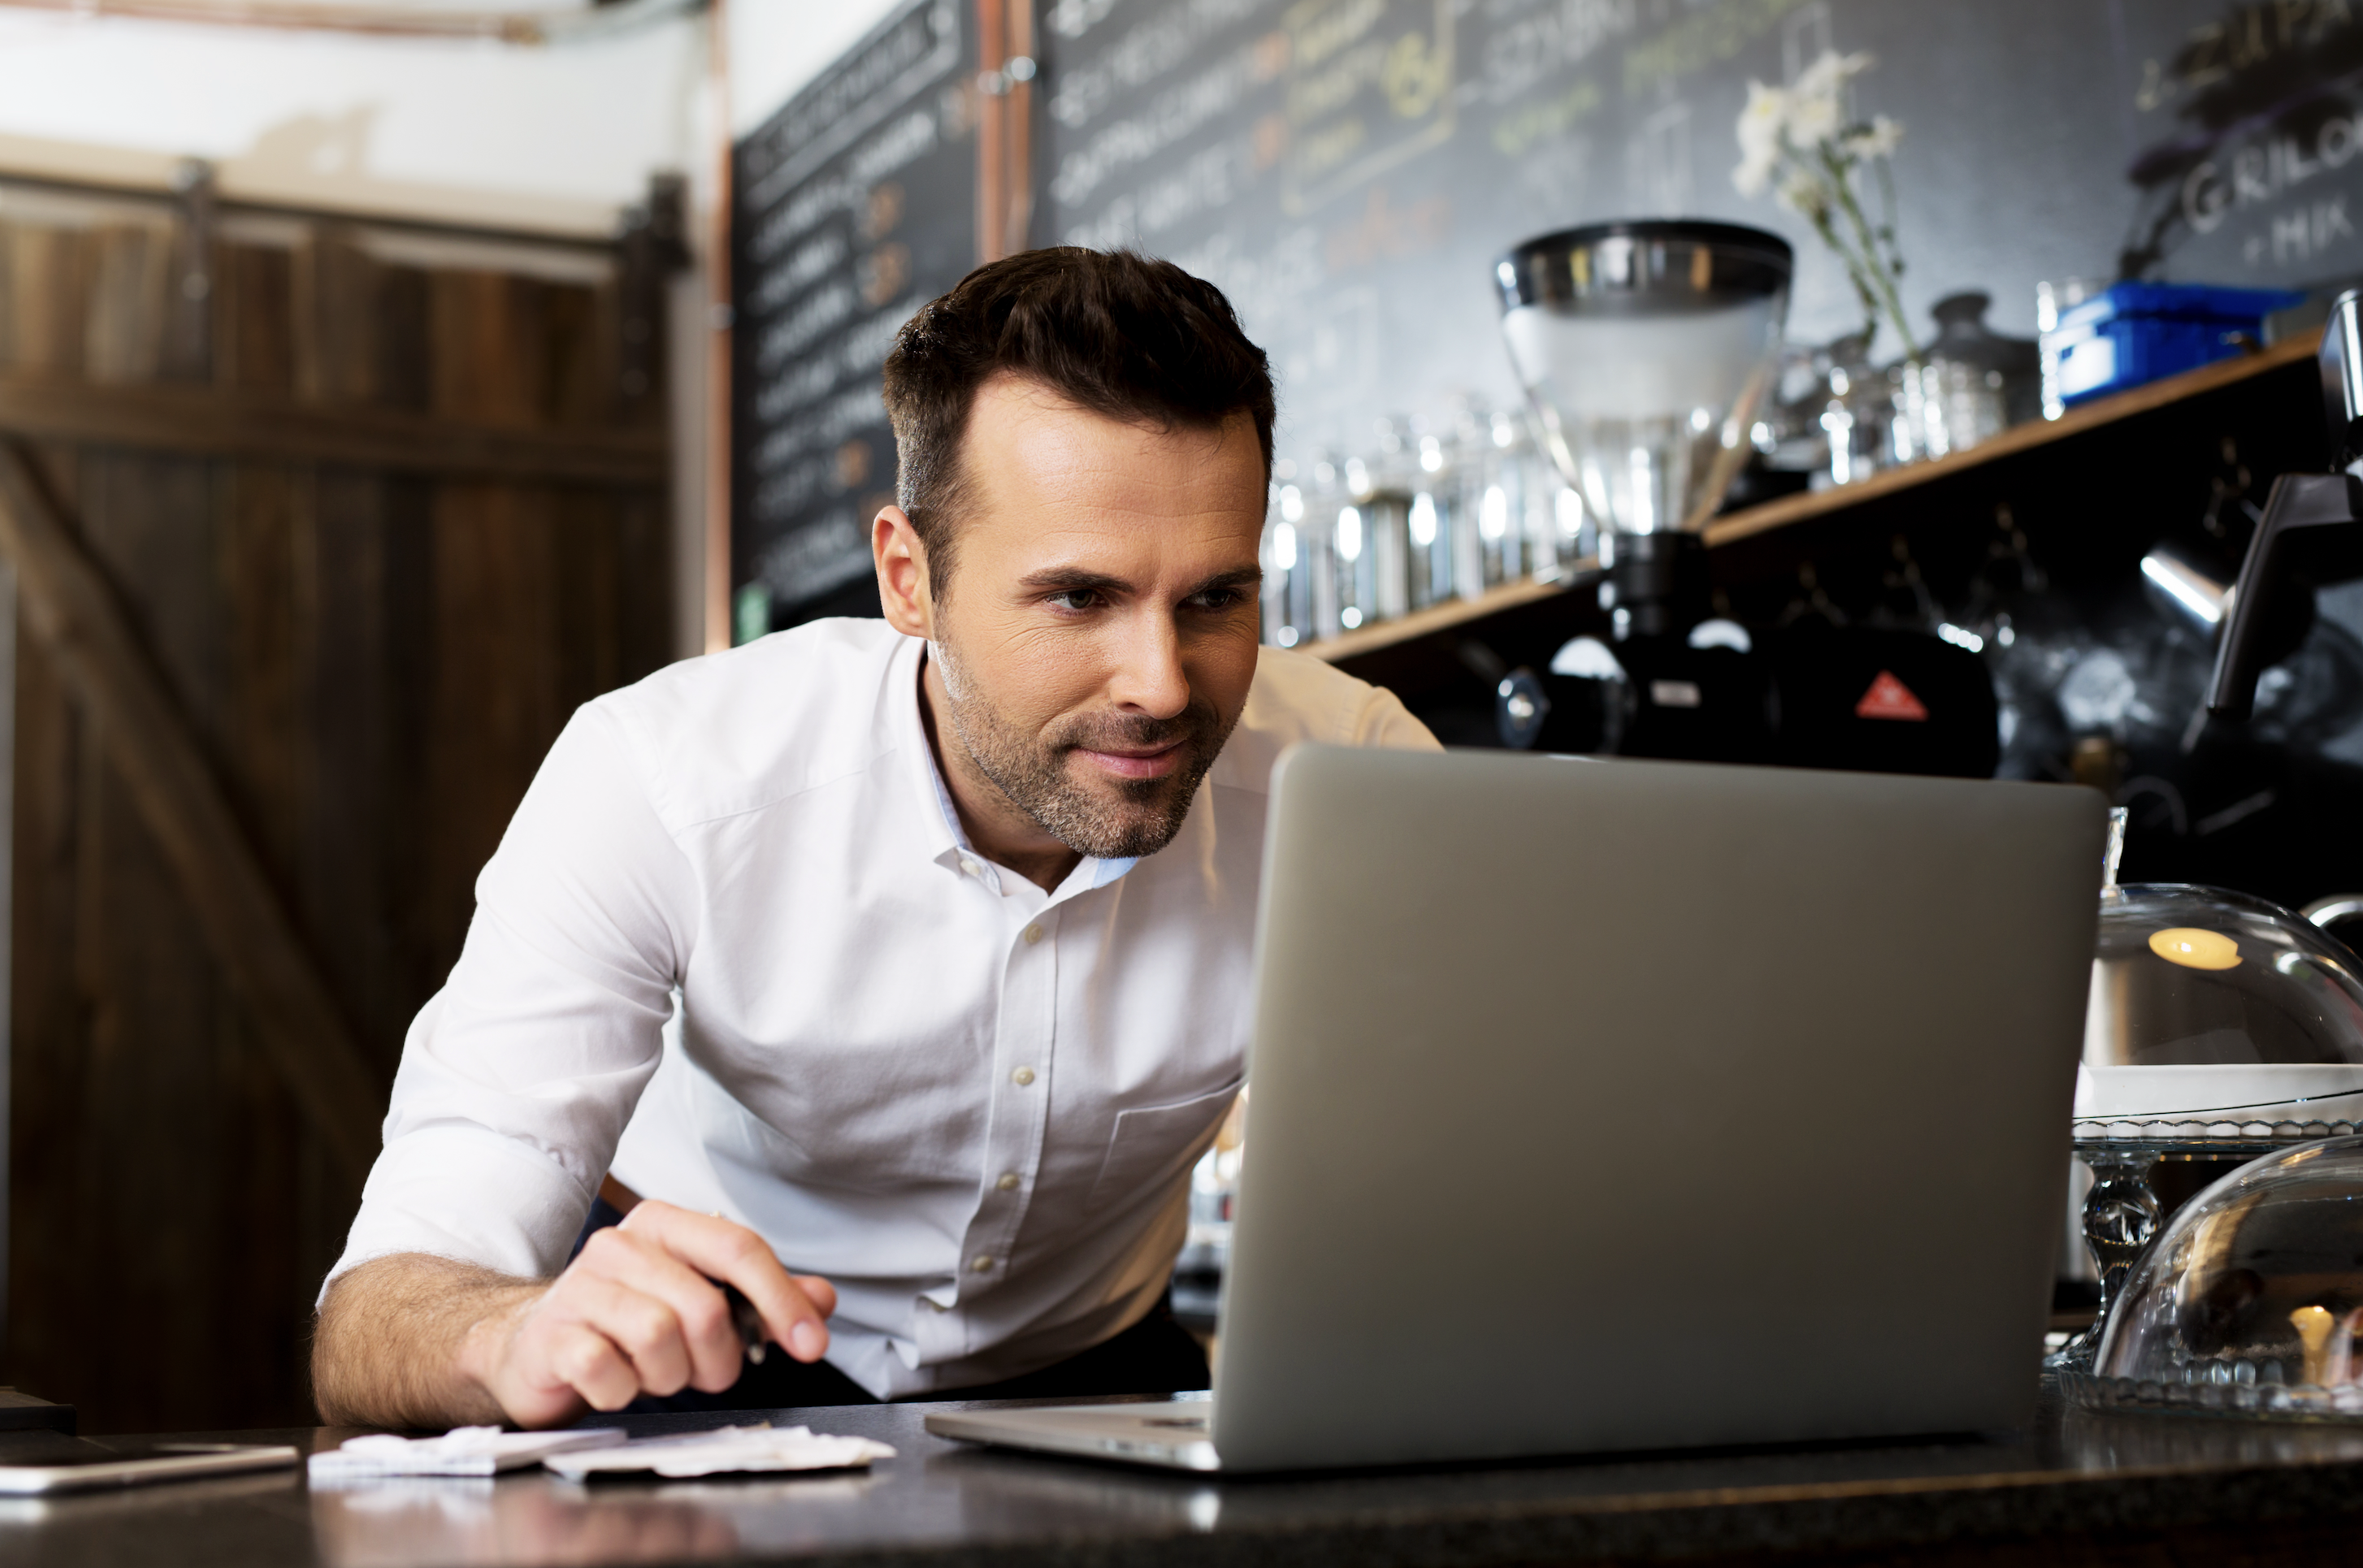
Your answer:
[930,633,1241,860]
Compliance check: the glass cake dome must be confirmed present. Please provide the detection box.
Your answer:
[2077,883,2363,1134]
[2071,1137,2363,1418]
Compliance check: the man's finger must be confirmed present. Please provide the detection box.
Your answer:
[617,1202,834,1363]
[566,1225,748,1393]
[564,1275,694,1397]
[541,1320,643,1414]
[791,1273,839,1319]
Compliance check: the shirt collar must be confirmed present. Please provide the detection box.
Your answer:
[891,635,1138,895]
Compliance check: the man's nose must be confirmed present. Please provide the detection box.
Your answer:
[1108,609,1190,720]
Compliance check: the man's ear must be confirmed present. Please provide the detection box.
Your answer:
[874,505,934,639]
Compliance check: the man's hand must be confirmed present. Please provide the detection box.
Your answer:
[462,1202,837,1427]
[312,1203,836,1431]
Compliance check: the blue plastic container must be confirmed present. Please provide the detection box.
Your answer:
[2049,283,2304,408]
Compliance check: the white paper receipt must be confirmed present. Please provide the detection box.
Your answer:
[309,1426,627,1481]
[544,1425,895,1480]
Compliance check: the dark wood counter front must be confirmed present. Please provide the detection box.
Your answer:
[7,1380,2361,1567]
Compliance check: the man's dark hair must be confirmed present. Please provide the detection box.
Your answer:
[880,248,1275,591]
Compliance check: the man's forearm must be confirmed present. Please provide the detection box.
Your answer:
[312,1254,544,1429]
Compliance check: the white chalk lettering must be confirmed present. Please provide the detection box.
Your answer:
[1051,47,1257,205]
[2275,208,2312,260]
[2319,193,2356,248]
[758,282,856,371]
[2282,134,2321,184]
[2185,158,2230,232]
[2235,145,2271,203]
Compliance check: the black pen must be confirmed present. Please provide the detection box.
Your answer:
[720,1280,769,1364]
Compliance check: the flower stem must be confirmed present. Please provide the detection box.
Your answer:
[1819,143,1919,364]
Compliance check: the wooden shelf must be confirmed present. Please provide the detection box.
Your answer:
[1305,331,2321,665]
[1702,331,2319,549]
[1308,567,1593,662]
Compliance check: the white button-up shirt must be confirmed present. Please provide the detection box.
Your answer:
[328,617,1437,1397]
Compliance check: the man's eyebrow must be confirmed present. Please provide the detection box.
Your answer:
[1016,565,1264,597]
[1186,566,1264,595]
[1018,566,1132,595]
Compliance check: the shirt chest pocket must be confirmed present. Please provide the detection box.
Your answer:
[1084,1077,1243,1215]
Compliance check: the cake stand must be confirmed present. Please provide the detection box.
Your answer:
[2048,1110,2363,1371]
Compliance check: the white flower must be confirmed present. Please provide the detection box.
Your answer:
[1784,49,1873,147]
[1790,48,1875,105]
[1840,114,1904,162]
[1732,78,1789,197]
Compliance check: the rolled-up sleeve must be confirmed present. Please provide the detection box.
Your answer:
[323,703,697,1295]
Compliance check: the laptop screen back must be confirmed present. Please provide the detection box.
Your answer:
[1212,747,2103,1471]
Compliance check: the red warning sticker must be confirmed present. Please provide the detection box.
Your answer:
[1855,670,1930,721]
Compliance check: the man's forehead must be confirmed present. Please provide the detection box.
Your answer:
[960,379,1260,520]
[967,374,1257,461]
[949,397,1263,590]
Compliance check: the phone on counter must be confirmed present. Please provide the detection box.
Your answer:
[0,1432,299,1494]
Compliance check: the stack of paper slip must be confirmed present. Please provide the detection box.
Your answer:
[544,1425,896,1480]
[308,1426,627,1481]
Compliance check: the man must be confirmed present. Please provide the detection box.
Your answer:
[311,249,1437,1430]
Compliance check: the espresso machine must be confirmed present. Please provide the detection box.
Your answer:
[1490,221,1997,775]
[2206,289,2363,724]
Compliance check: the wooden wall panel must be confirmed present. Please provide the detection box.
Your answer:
[220,244,295,396]
[0,227,88,377]
[0,194,672,1433]
[7,631,82,1417]
[83,224,171,387]
[423,482,564,969]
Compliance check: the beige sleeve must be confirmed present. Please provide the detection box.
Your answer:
[1350,685,1445,752]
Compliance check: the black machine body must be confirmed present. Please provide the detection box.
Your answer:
[2210,290,2363,721]
[1500,623,1998,778]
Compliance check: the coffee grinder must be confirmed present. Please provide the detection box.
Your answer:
[1492,220,1997,775]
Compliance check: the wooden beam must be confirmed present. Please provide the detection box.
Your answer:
[0,374,668,487]
[0,444,384,1188]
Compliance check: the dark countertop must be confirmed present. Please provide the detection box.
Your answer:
[8,1380,2363,1567]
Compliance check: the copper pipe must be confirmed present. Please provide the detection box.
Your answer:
[974,0,1008,266]
[704,0,733,652]
[1004,0,1033,258]
[0,0,702,44]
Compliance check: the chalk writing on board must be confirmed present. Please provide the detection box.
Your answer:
[1282,0,1455,213]
[2124,1,2363,285]
[733,0,976,618]
[735,0,2363,617]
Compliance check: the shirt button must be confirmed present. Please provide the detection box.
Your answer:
[996,1172,1021,1192]
[971,1254,995,1273]
[1011,1066,1035,1086]
[1023,923,1044,945]
[960,859,982,877]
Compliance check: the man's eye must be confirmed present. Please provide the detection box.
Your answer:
[1047,589,1102,612]
[1189,588,1246,611]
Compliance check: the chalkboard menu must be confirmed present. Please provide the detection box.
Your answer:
[731,0,975,628]
[1040,0,2363,469]
[737,0,2363,617]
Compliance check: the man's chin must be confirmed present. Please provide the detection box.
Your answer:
[1047,768,1196,859]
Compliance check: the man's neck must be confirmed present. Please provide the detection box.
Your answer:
[918,652,1084,894]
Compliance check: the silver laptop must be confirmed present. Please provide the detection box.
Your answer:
[928,745,2105,1472]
